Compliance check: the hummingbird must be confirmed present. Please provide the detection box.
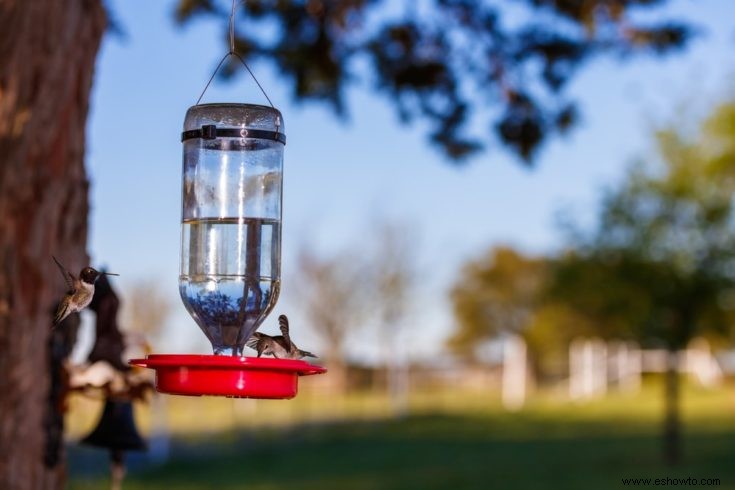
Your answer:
[246,314,317,360]
[52,256,119,326]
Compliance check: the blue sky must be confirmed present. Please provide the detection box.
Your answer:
[80,0,735,362]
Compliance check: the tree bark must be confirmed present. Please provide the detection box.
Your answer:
[663,349,681,466]
[0,1,105,489]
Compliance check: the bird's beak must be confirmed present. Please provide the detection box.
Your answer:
[102,272,120,276]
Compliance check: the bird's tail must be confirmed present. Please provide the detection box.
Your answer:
[52,302,70,328]
[299,350,317,359]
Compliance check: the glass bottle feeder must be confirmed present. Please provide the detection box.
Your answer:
[131,101,324,398]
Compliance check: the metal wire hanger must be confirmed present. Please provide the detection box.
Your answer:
[195,0,275,107]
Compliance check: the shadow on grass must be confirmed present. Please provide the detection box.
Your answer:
[70,413,735,490]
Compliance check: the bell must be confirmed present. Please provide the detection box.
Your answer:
[81,399,147,452]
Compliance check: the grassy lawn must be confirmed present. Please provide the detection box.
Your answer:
[69,379,735,489]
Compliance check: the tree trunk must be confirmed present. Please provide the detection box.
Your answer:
[663,349,681,466]
[0,2,105,489]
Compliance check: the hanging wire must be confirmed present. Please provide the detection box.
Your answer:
[195,0,275,107]
[229,0,236,53]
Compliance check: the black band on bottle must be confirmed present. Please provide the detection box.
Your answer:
[182,125,286,144]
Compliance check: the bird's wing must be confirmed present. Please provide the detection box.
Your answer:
[246,332,264,350]
[52,256,75,291]
[272,336,291,352]
[278,315,292,351]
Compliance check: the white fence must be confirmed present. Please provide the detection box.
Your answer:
[568,337,723,400]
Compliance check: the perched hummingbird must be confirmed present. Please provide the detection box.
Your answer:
[246,314,317,360]
[52,256,119,326]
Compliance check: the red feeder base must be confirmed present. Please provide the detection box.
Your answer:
[129,354,326,399]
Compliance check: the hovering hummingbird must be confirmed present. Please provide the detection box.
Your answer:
[246,314,317,360]
[52,256,119,326]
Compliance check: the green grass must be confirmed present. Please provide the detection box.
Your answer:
[69,379,735,489]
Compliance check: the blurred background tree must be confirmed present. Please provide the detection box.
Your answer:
[122,280,173,346]
[448,247,547,361]
[292,242,372,392]
[549,99,735,465]
[448,245,597,382]
[521,302,597,380]
[0,2,105,488]
[175,0,694,163]
[368,218,418,412]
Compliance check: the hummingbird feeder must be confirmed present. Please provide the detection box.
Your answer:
[130,3,324,398]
